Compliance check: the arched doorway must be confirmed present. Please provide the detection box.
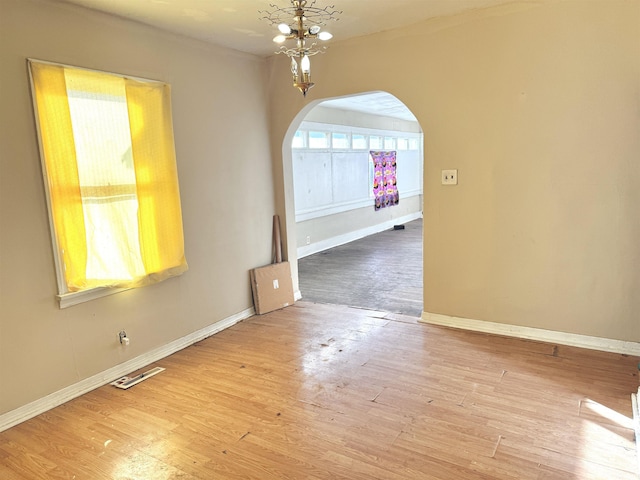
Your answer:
[282,92,425,317]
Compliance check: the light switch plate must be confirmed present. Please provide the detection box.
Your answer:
[441,169,458,185]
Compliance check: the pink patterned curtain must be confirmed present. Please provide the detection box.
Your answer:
[371,151,399,210]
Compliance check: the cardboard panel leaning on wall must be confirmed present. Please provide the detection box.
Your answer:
[0,0,274,416]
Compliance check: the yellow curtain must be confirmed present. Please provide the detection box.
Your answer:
[30,60,187,292]
[125,80,188,287]
[29,61,88,291]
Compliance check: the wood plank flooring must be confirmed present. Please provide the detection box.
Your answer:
[298,219,423,317]
[1,302,638,479]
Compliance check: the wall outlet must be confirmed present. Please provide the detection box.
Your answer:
[441,169,458,185]
[118,330,129,346]
[306,236,311,245]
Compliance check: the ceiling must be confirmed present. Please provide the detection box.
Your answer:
[320,92,418,121]
[56,0,515,120]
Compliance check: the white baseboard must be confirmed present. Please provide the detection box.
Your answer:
[0,306,255,433]
[421,312,640,356]
[297,212,422,259]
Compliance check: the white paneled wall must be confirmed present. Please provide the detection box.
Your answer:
[293,119,423,255]
[293,120,423,222]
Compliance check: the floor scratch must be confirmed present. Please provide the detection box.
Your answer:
[298,399,345,415]
[491,435,503,458]
[370,389,384,402]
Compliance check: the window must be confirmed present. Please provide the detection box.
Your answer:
[397,138,408,150]
[292,130,306,148]
[352,134,367,150]
[384,136,396,150]
[29,60,188,307]
[369,135,382,149]
[331,132,349,149]
[308,131,329,148]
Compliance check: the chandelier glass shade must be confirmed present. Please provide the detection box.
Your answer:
[260,1,341,97]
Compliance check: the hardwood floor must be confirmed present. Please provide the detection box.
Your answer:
[1,302,638,479]
[298,219,423,317]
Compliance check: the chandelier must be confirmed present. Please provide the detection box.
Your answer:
[260,1,341,97]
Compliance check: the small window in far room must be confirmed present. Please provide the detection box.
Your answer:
[384,136,396,150]
[292,130,306,148]
[397,138,408,150]
[332,132,349,149]
[28,59,188,308]
[409,138,420,150]
[352,134,367,149]
[370,135,382,149]
[308,131,329,148]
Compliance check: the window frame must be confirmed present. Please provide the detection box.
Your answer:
[28,59,185,308]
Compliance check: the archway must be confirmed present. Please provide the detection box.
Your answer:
[281,91,425,316]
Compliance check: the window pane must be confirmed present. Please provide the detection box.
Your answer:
[83,199,144,280]
[292,130,305,148]
[384,137,396,150]
[409,138,420,150]
[67,86,145,280]
[352,134,367,149]
[370,135,382,149]
[67,90,134,187]
[308,131,329,148]
[397,138,408,150]
[332,132,349,149]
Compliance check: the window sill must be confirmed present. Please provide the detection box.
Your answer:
[57,287,129,309]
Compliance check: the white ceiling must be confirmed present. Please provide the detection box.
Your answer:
[55,0,515,120]
[320,92,418,121]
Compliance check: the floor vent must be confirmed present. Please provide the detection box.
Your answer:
[110,366,165,390]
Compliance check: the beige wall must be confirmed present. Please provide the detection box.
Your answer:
[268,0,640,342]
[0,0,275,414]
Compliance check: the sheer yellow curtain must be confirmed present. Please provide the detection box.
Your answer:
[29,61,88,291]
[30,60,187,293]
[125,80,188,287]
